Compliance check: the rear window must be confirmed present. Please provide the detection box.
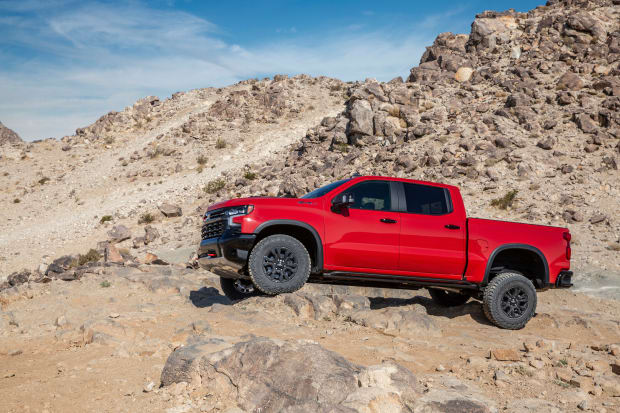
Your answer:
[403,183,452,215]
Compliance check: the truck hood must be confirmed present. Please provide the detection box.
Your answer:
[206,197,302,212]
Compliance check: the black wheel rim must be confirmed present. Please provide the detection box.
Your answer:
[234,279,254,294]
[500,286,529,319]
[262,246,298,282]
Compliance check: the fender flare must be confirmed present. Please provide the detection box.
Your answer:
[253,219,324,272]
[482,243,549,287]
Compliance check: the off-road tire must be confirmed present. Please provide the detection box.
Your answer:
[248,234,311,295]
[220,277,259,301]
[483,272,537,330]
[428,288,470,307]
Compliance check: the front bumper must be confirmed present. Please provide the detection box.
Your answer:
[197,230,256,279]
[555,270,573,288]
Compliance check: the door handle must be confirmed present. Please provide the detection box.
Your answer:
[380,218,397,224]
[445,224,460,230]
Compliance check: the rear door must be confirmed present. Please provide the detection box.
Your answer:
[324,180,400,271]
[398,182,466,278]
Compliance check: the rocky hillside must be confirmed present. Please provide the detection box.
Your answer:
[0,121,22,145]
[0,75,346,276]
[206,0,620,275]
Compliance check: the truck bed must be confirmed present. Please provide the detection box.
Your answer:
[464,217,570,285]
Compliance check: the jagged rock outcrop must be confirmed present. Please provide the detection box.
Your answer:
[0,121,22,145]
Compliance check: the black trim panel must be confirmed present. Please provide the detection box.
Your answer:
[555,270,573,288]
[254,219,324,272]
[482,243,549,287]
[198,232,256,266]
[316,271,479,290]
[389,181,401,212]
[394,182,407,213]
[444,188,454,214]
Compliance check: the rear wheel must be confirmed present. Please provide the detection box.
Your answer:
[248,234,311,295]
[220,277,258,301]
[428,288,470,307]
[483,272,537,329]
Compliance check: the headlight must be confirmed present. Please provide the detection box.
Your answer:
[225,205,254,217]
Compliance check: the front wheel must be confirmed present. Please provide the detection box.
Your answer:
[483,272,537,329]
[220,277,259,301]
[248,234,311,295]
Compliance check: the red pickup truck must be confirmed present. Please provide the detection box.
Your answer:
[198,175,572,329]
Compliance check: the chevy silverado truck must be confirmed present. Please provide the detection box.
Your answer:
[198,175,572,329]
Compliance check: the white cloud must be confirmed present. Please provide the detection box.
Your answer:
[0,0,439,141]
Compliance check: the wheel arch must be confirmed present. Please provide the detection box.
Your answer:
[253,220,323,273]
[483,244,549,288]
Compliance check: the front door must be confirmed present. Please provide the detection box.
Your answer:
[398,182,466,278]
[324,180,400,271]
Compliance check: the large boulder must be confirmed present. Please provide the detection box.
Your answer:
[467,14,518,50]
[573,113,598,134]
[455,67,474,82]
[556,72,584,91]
[107,225,131,243]
[158,203,182,218]
[46,255,76,276]
[348,99,374,136]
[161,337,420,412]
[566,12,606,40]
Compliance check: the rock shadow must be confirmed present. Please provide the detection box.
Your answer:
[369,295,492,326]
[189,287,231,308]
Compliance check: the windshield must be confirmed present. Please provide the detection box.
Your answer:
[301,179,351,199]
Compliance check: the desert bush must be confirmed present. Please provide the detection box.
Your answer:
[491,190,518,210]
[333,143,349,153]
[138,212,155,224]
[244,170,257,180]
[99,215,113,224]
[78,249,101,266]
[215,138,227,149]
[204,178,226,193]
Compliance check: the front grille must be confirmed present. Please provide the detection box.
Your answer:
[202,218,226,240]
[207,208,226,220]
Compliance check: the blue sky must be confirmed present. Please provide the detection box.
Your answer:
[0,0,543,141]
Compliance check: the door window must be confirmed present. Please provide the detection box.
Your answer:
[403,183,451,215]
[342,181,392,211]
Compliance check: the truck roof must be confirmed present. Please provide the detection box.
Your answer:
[350,175,460,191]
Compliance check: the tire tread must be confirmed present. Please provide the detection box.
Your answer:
[482,272,536,330]
[248,234,311,295]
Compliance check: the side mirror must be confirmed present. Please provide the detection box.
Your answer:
[332,193,354,214]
